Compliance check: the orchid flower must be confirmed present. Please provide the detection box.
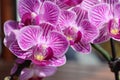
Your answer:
[88,0,120,43]
[18,0,60,25]
[58,9,99,54]
[9,23,68,66]
[20,64,57,80]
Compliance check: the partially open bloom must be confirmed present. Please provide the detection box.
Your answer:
[3,20,20,48]
[88,1,120,43]
[20,64,57,80]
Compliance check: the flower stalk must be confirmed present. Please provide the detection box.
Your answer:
[110,39,119,80]
[91,44,111,62]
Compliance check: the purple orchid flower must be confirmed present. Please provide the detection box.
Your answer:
[20,64,57,80]
[18,0,41,25]
[9,23,68,66]
[58,9,99,54]
[4,0,68,67]
[18,0,60,25]
[88,1,120,43]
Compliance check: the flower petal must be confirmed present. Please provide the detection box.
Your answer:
[43,1,60,25]
[56,0,82,10]
[20,68,34,80]
[88,3,109,28]
[9,41,32,59]
[72,41,91,54]
[72,7,88,26]
[56,0,71,10]
[17,25,41,51]
[101,0,119,4]
[49,31,69,57]
[4,20,18,36]
[93,25,110,43]
[80,20,99,43]
[34,65,57,77]
[112,33,120,41]
[40,22,55,37]
[58,10,76,30]
[4,32,16,47]
[40,0,56,2]
[10,64,18,75]
[18,0,40,18]
[50,56,66,67]
[114,3,120,18]
[81,0,99,11]
[21,13,32,25]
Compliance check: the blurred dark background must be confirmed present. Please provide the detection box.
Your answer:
[1,0,120,80]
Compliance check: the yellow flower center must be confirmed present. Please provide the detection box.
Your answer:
[34,54,44,61]
[67,36,73,41]
[111,28,119,35]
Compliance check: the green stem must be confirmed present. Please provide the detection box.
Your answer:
[91,44,111,62]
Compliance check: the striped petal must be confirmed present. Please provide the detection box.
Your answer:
[58,10,76,29]
[72,41,91,54]
[88,3,109,28]
[49,31,69,57]
[101,0,119,4]
[56,0,71,10]
[93,25,110,43]
[56,0,82,10]
[81,0,99,11]
[17,26,41,51]
[43,1,60,25]
[18,0,40,18]
[50,56,66,67]
[80,20,99,43]
[40,23,54,37]
[9,41,32,59]
[72,7,88,26]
